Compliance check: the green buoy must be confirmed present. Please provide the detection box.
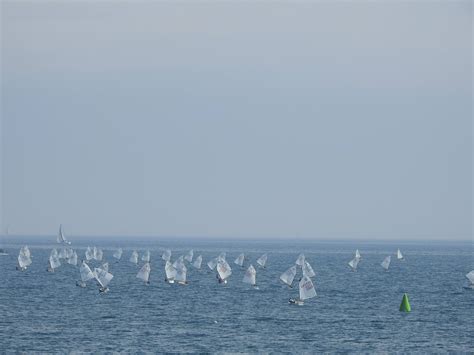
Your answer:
[399,293,411,312]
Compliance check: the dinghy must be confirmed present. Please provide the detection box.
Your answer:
[173,256,185,271]
[57,224,71,245]
[217,259,232,284]
[165,260,176,283]
[17,246,32,271]
[77,261,95,287]
[94,266,114,293]
[243,265,257,288]
[218,252,226,261]
[184,250,194,263]
[141,250,151,263]
[136,262,151,284]
[355,249,361,259]
[130,250,139,264]
[47,249,61,272]
[175,263,188,285]
[302,260,316,278]
[280,265,297,288]
[67,251,78,266]
[193,255,202,269]
[234,253,245,267]
[465,271,474,289]
[289,275,317,306]
[256,254,268,269]
[381,256,391,271]
[101,262,109,272]
[58,248,68,259]
[113,248,123,261]
[207,258,218,271]
[85,246,94,261]
[295,254,305,266]
[348,257,359,272]
[93,247,103,261]
[162,249,171,262]
[397,249,404,260]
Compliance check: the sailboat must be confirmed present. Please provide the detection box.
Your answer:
[58,247,68,259]
[216,259,232,284]
[101,262,109,272]
[165,260,176,283]
[113,248,123,261]
[47,249,61,272]
[162,249,171,262]
[243,265,257,288]
[256,254,268,269]
[193,255,202,269]
[381,256,391,271]
[396,249,404,260]
[57,224,71,245]
[207,258,218,271]
[289,275,317,305]
[85,246,94,261]
[94,266,114,293]
[141,250,151,263]
[173,256,185,271]
[295,254,305,266]
[218,252,226,261]
[77,261,95,287]
[355,249,361,259]
[465,271,474,289]
[93,247,103,261]
[280,265,297,288]
[130,250,139,264]
[136,263,151,284]
[17,246,32,271]
[302,260,316,278]
[184,250,194,263]
[348,257,360,272]
[234,253,245,267]
[67,251,78,266]
[175,263,188,285]
[0,225,9,255]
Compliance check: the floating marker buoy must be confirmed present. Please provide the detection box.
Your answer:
[399,293,411,312]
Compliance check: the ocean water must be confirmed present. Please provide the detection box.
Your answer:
[0,238,473,353]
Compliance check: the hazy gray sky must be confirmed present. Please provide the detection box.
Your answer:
[1,1,472,240]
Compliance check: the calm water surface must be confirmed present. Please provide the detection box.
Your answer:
[1,238,473,353]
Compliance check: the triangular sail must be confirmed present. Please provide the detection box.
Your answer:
[243,265,256,285]
[67,251,78,266]
[299,275,317,300]
[113,248,123,260]
[85,247,94,261]
[165,261,176,281]
[141,250,151,263]
[302,261,316,278]
[355,249,361,259]
[280,265,297,287]
[94,267,113,288]
[184,250,194,263]
[130,250,138,264]
[256,254,267,268]
[162,249,171,261]
[466,271,474,284]
[136,263,151,282]
[101,262,109,272]
[397,249,403,260]
[193,255,202,269]
[173,256,185,270]
[295,254,305,266]
[93,247,103,261]
[80,261,95,282]
[207,258,218,270]
[234,253,245,267]
[57,224,70,244]
[348,257,359,271]
[175,264,187,283]
[18,246,32,268]
[381,256,391,270]
[217,259,232,280]
[49,249,61,269]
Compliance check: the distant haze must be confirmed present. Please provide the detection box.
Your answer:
[1,1,472,240]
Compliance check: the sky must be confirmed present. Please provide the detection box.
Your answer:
[0,1,472,240]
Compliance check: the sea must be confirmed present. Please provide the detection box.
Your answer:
[0,238,473,353]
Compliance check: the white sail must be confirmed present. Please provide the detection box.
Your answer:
[466,271,474,284]
[22,245,31,258]
[94,267,113,288]
[302,260,316,278]
[175,264,187,283]
[397,249,403,260]
[193,255,202,269]
[173,255,185,270]
[85,246,94,261]
[348,257,359,271]
[381,256,391,270]
[355,249,361,259]
[218,252,226,261]
[141,250,151,263]
[50,249,61,269]
[295,253,305,266]
[130,250,138,264]
[67,251,78,266]
[66,248,74,259]
[113,248,123,260]
[18,246,32,268]
[93,247,103,261]
[162,249,171,261]
[80,261,95,282]
[136,262,151,283]
[207,258,218,270]
[58,248,67,259]
[280,265,297,287]
[184,249,194,263]
[101,262,109,272]
[256,254,267,268]
[57,224,71,244]
[243,264,256,286]
[165,260,176,281]
[299,275,317,300]
[234,253,245,267]
[217,259,232,281]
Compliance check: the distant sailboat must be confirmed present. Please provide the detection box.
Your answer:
[348,257,360,272]
[94,267,113,293]
[85,247,94,261]
[136,263,151,284]
[256,254,267,269]
[93,247,103,261]
[397,249,404,260]
[243,265,257,288]
[101,262,109,272]
[162,249,171,262]
[193,255,202,269]
[184,250,194,263]
[57,224,71,245]
[113,248,123,261]
[130,250,138,264]
[381,256,391,271]
[216,259,232,284]
[280,265,297,288]
[141,250,151,263]
[165,260,176,283]
[465,271,474,289]
[289,275,317,305]
[173,256,185,271]
[58,248,68,259]
[17,246,32,271]
[295,254,305,266]
[77,261,95,287]
[302,261,316,278]
[234,253,245,267]
[67,251,78,266]
[207,258,218,271]
[175,263,188,285]
[355,249,361,259]
[48,249,61,272]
